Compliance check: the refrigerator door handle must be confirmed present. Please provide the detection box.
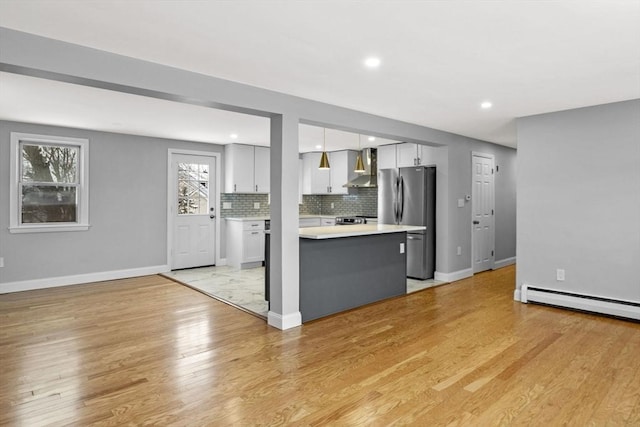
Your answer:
[398,176,405,222]
[394,176,400,223]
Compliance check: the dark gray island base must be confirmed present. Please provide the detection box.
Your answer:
[266,224,424,323]
[299,232,406,322]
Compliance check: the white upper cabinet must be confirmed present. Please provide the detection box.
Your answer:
[302,150,357,194]
[380,143,429,168]
[253,146,270,193]
[299,157,304,204]
[377,144,398,170]
[225,144,270,193]
[396,143,424,167]
[302,152,330,194]
[329,150,357,195]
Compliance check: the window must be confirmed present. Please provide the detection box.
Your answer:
[10,133,89,233]
[177,162,209,215]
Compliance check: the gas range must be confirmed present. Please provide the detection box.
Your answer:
[335,216,376,225]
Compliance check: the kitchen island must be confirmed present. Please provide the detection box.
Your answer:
[266,224,425,322]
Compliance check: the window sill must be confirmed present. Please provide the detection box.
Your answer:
[9,224,90,234]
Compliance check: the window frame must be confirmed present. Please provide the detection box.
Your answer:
[9,132,90,233]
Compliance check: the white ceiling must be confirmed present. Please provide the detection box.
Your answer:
[1,0,639,149]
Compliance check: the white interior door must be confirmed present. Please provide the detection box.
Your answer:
[472,154,495,273]
[171,154,216,269]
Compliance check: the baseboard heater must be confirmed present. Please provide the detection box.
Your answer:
[521,285,640,321]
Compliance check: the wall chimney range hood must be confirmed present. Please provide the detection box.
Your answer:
[344,148,377,188]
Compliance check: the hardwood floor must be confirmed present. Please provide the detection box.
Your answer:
[1,265,639,425]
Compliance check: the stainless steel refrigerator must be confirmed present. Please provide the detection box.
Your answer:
[378,166,436,279]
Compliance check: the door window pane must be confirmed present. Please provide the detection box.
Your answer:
[178,162,209,215]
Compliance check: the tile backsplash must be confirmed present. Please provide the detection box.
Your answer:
[220,193,270,217]
[317,187,378,217]
[220,187,377,218]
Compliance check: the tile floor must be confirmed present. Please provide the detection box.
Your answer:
[166,265,445,319]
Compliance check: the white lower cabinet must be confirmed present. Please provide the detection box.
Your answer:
[226,219,265,269]
[243,228,264,263]
[321,218,336,226]
[299,217,322,228]
[299,217,336,227]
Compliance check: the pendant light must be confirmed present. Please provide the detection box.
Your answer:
[354,134,365,173]
[318,128,330,169]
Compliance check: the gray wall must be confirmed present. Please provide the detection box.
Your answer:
[0,120,223,284]
[0,27,517,283]
[516,100,640,302]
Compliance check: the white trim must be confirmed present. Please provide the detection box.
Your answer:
[9,132,90,233]
[521,284,640,320]
[267,311,302,330]
[167,149,222,269]
[434,268,473,283]
[9,224,90,233]
[513,288,522,302]
[494,256,516,269]
[471,151,496,274]
[0,264,170,294]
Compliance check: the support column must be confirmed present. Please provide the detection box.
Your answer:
[267,113,301,330]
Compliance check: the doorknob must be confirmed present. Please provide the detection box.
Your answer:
[210,207,216,219]
[473,220,480,224]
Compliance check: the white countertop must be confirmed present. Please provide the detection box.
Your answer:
[299,224,425,239]
[225,214,355,221]
[225,216,270,221]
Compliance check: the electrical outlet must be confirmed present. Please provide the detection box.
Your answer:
[457,246,462,256]
[556,269,565,281]
[400,243,405,254]
[254,202,260,209]
[0,257,4,268]
[222,202,232,209]
[331,202,335,209]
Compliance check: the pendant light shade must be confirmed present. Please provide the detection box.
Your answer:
[319,150,330,169]
[354,153,365,173]
[318,128,330,169]
[354,134,365,173]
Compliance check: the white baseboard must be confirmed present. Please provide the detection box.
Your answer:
[267,311,302,330]
[494,256,516,269]
[514,288,522,302]
[0,264,170,294]
[434,268,473,283]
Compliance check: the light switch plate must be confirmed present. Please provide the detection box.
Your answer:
[556,269,565,281]
[0,257,4,268]
[253,202,260,209]
[222,202,232,209]
[458,199,464,208]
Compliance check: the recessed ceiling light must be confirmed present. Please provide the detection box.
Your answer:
[480,101,493,109]
[364,57,381,68]
[315,144,322,150]
[368,136,376,142]
[230,133,238,139]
